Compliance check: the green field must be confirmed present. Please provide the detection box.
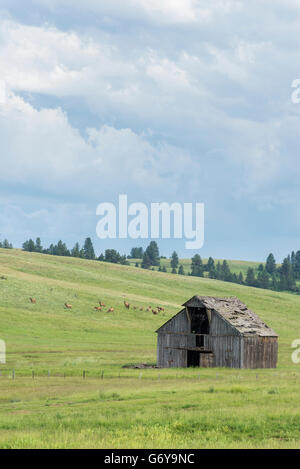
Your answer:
[0,248,300,448]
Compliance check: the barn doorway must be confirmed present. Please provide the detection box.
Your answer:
[187,350,200,367]
[189,307,210,347]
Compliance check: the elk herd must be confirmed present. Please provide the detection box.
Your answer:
[28,297,165,315]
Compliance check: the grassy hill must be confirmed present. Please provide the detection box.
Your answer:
[0,248,300,448]
[128,257,260,276]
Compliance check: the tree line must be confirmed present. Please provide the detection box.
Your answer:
[3,236,300,293]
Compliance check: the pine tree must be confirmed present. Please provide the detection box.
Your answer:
[35,238,42,253]
[170,251,179,270]
[23,239,35,252]
[294,251,300,279]
[83,237,95,260]
[266,253,276,274]
[246,267,256,286]
[145,241,160,266]
[279,257,296,291]
[238,272,244,284]
[257,268,270,289]
[71,242,81,258]
[191,254,204,277]
[221,260,233,282]
[141,252,151,269]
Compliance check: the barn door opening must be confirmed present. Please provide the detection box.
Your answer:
[187,350,200,367]
[189,307,210,347]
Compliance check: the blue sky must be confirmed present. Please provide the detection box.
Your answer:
[0,0,300,261]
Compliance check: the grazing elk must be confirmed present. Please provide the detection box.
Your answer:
[99,301,105,307]
[157,306,165,312]
[124,301,130,309]
[29,297,36,304]
[94,306,102,311]
[152,309,158,315]
[140,307,144,311]
[107,307,114,313]
[64,303,72,309]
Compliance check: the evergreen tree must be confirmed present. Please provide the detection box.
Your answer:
[35,237,42,253]
[257,268,270,289]
[246,267,256,286]
[162,265,167,272]
[191,254,204,277]
[178,264,185,275]
[83,237,95,260]
[141,252,151,269]
[216,261,222,279]
[145,241,160,266]
[221,260,233,282]
[171,267,177,274]
[129,247,144,259]
[266,253,276,274]
[207,257,215,272]
[294,251,300,279]
[170,251,179,270]
[71,242,81,258]
[98,253,105,261]
[104,249,121,263]
[238,272,244,284]
[23,239,35,252]
[279,257,296,291]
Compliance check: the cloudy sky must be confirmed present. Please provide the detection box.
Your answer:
[0,0,300,261]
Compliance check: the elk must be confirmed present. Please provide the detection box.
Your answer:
[140,307,144,311]
[107,307,114,313]
[94,306,102,311]
[157,306,165,312]
[99,301,105,307]
[64,303,72,309]
[124,301,130,309]
[152,309,158,315]
[29,297,36,304]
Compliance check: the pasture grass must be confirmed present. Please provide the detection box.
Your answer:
[0,248,299,448]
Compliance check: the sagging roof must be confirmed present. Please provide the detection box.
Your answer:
[157,296,278,337]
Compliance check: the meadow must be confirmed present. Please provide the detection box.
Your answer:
[0,248,299,448]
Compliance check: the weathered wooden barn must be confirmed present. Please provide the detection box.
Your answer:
[156,296,278,369]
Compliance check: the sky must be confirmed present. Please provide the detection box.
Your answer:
[0,0,300,261]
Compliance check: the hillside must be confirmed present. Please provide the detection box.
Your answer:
[128,257,260,276]
[0,248,300,449]
[0,248,297,370]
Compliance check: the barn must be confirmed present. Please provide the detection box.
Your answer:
[156,296,278,369]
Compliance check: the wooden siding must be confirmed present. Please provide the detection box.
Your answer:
[242,336,278,368]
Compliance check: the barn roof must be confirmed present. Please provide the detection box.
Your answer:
[157,296,278,337]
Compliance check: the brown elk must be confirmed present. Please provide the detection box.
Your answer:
[152,309,158,315]
[107,307,114,313]
[64,303,72,309]
[157,306,165,312]
[140,307,144,311]
[99,301,105,307]
[124,301,130,309]
[29,297,36,304]
[94,306,102,311]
